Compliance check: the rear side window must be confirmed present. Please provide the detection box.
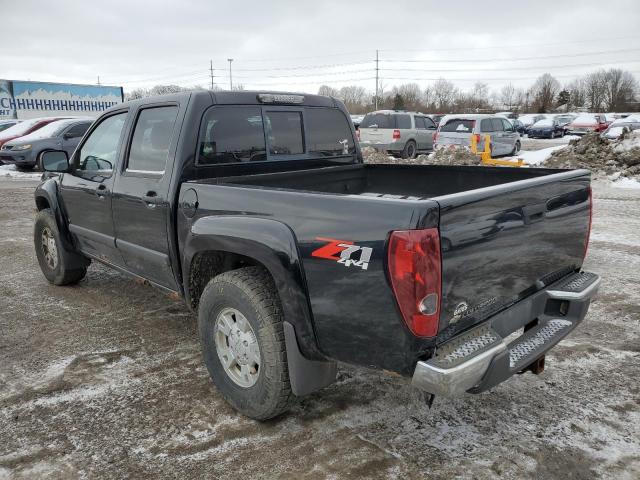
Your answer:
[395,114,411,129]
[198,106,266,164]
[424,117,436,129]
[265,111,304,155]
[128,106,179,172]
[491,119,504,132]
[65,122,91,138]
[305,108,355,157]
[360,113,394,129]
[480,119,495,132]
[442,119,475,133]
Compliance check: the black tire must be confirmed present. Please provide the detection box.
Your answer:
[34,208,88,285]
[510,140,521,156]
[198,266,294,420]
[401,141,417,159]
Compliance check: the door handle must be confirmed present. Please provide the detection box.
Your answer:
[143,190,160,208]
[96,183,108,199]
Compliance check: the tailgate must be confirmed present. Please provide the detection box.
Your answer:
[359,127,390,144]
[434,170,591,340]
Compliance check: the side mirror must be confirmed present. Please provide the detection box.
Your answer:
[41,150,70,172]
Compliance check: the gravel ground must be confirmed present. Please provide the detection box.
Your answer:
[0,175,638,480]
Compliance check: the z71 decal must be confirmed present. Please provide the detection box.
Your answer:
[311,237,373,270]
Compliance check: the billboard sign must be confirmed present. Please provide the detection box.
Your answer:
[0,80,124,120]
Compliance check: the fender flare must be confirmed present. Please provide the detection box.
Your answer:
[34,178,76,252]
[182,215,336,395]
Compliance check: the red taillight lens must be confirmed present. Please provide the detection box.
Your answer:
[474,133,481,145]
[433,131,438,143]
[392,129,401,140]
[583,186,593,261]
[388,229,442,337]
[356,129,360,141]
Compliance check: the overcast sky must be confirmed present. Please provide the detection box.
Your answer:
[3,0,639,94]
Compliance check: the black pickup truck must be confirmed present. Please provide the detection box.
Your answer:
[34,91,599,420]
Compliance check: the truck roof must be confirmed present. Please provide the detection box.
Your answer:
[107,90,339,113]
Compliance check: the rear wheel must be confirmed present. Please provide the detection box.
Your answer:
[198,266,294,420]
[34,208,89,285]
[401,141,417,159]
[510,141,521,156]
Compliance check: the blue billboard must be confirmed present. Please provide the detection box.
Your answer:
[0,80,124,120]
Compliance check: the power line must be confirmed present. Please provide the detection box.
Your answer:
[378,60,640,73]
[379,35,640,53]
[382,48,640,64]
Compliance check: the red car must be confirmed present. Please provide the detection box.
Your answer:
[566,114,609,136]
[0,117,69,148]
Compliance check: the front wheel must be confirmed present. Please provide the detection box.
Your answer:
[34,208,89,285]
[510,141,521,156]
[198,266,294,420]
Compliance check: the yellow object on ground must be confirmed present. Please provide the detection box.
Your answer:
[470,134,526,167]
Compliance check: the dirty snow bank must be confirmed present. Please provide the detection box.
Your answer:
[542,131,640,180]
[0,164,41,180]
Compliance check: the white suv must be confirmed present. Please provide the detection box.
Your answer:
[358,110,437,159]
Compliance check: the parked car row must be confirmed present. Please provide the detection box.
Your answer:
[0,116,94,170]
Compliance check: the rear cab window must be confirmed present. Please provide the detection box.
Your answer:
[197,106,354,165]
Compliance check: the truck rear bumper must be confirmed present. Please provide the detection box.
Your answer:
[412,271,600,397]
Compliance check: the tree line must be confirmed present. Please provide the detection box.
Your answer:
[319,69,639,114]
[124,68,638,114]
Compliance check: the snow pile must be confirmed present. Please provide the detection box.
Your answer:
[362,146,480,166]
[516,145,567,166]
[543,131,640,180]
[0,164,41,180]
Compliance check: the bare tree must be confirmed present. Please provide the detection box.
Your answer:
[318,85,339,97]
[500,83,516,110]
[602,69,638,111]
[584,71,607,111]
[391,83,422,111]
[432,78,457,111]
[530,74,561,112]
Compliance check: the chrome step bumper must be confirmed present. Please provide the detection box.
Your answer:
[412,271,600,397]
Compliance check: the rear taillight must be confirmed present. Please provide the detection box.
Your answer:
[433,131,438,143]
[392,129,401,140]
[356,129,360,141]
[388,228,442,337]
[583,186,593,261]
[473,133,481,145]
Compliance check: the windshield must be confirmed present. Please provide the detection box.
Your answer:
[532,119,553,128]
[573,114,598,124]
[15,119,88,142]
[611,115,640,125]
[0,118,46,139]
[440,119,475,132]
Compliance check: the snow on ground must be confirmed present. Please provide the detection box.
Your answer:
[512,145,567,165]
[611,176,640,189]
[0,164,41,180]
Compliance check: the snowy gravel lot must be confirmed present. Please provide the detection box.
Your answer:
[0,174,638,479]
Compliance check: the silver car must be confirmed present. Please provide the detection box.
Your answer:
[358,110,437,159]
[434,114,521,157]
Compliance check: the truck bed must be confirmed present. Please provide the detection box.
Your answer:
[208,163,561,199]
[186,162,591,373]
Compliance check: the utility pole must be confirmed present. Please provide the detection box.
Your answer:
[375,49,379,110]
[97,75,100,85]
[210,60,214,90]
[227,58,234,90]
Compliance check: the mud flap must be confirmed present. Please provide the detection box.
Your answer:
[283,321,337,396]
